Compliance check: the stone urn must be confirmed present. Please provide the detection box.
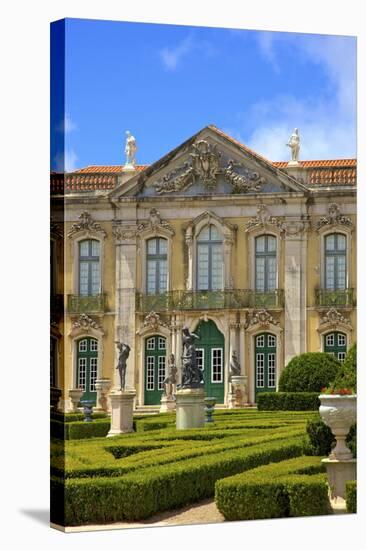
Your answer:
[95,378,112,412]
[68,388,84,412]
[319,394,357,460]
[204,397,217,423]
[80,399,94,422]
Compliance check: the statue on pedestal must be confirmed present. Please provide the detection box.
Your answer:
[286,128,300,162]
[180,326,203,388]
[124,130,137,167]
[116,342,131,391]
[229,351,241,379]
[163,353,177,399]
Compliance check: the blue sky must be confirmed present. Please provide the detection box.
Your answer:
[51,18,356,171]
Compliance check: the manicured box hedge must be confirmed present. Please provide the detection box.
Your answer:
[58,437,305,525]
[215,456,330,521]
[51,418,110,440]
[346,480,357,513]
[256,392,320,411]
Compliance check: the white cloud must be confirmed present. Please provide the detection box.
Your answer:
[55,114,77,134]
[238,33,356,160]
[53,149,79,172]
[160,35,215,71]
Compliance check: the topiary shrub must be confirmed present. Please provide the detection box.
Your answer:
[257,392,320,411]
[332,343,357,393]
[306,415,356,457]
[279,353,340,393]
[346,480,357,513]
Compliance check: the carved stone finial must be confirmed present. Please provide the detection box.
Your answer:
[316,203,353,231]
[68,211,107,238]
[246,204,284,233]
[137,209,175,236]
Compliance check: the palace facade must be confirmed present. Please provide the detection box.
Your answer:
[50,125,357,411]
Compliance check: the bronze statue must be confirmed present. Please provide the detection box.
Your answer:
[180,326,204,388]
[116,342,130,391]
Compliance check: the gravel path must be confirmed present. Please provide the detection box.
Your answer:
[63,499,225,532]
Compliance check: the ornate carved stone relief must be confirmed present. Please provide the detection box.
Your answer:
[319,308,351,328]
[316,203,353,231]
[152,139,266,195]
[68,211,107,238]
[246,204,284,233]
[143,311,169,331]
[112,224,137,243]
[224,160,265,193]
[137,208,175,236]
[72,314,103,333]
[245,309,279,329]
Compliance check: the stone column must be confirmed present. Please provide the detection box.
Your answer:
[283,218,308,365]
[113,224,138,390]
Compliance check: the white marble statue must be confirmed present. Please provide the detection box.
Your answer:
[287,128,300,162]
[125,130,137,166]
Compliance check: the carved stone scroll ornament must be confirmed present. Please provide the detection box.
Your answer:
[137,208,175,236]
[224,160,265,193]
[320,308,351,328]
[72,314,102,332]
[246,204,284,232]
[68,211,107,238]
[316,203,353,231]
[245,309,279,329]
[112,225,137,242]
[154,163,194,194]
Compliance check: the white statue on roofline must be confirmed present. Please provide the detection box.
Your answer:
[124,130,137,169]
[287,128,300,164]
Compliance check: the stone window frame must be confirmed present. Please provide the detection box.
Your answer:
[136,323,172,406]
[185,211,236,291]
[318,225,353,292]
[68,323,105,397]
[138,226,173,295]
[247,226,283,292]
[245,322,283,405]
[69,229,106,296]
[317,322,352,355]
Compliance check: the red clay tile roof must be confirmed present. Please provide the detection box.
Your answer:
[75,165,147,173]
[273,159,356,168]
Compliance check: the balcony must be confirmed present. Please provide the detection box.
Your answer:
[67,293,107,314]
[315,288,355,308]
[136,289,284,313]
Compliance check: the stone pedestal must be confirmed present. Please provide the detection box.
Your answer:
[230,375,248,408]
[322,458,357,503]
[176,388,205,430]
[160,396,176,413]
[107,390,136,437]
[95,378,112,412]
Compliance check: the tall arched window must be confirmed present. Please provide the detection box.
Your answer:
[255,235,277,291]
[325,233,346,290]
[146,237,168,294]
[78,239,100,296]
[197,225,223,290]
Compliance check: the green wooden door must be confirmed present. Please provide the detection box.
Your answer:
[255,333,277,399]
[144,335,166,405]
[77,337,98,404]
[195,320,225,403]
[324,331,347,362]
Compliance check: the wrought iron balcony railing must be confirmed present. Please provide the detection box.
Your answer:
[67,293,107,313]
[136,289,284,313]
[315,288,355,308]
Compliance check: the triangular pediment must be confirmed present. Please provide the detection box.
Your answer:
[109,125,307,199]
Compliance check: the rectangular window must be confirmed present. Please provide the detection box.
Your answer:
[268,335,276,347]
[326,334,335,347]
[197,244,209,290]
[158,337,166,350]
[268,353,276,388]
[196,348,204,371]
[255,257,265,291]
[146,338,155,350]
[211,348,223,383]
[211,244,223,290]
[79,262,89,295]
[146,356,155,390]
[256,353,264,387]
[78,358,87,390]
[79,339,87,352]
[338,352,346,362]
[338,334,346,347]
[89,357,98,391]
[256,335,265,348]
[267,256,277,291]
[158,356,166,390]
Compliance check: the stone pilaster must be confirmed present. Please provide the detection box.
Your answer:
[113,224,138,390]
[283,218,308,365]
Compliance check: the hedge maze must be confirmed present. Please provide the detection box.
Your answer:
[51,409,339,526]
